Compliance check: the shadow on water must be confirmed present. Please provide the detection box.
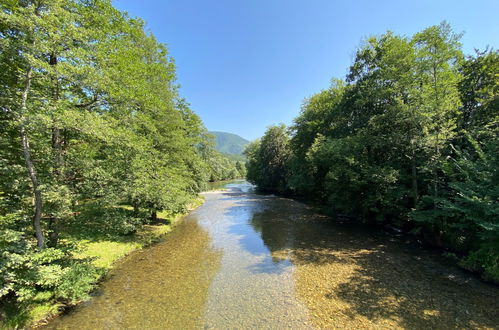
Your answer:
[44,181,499,329]
[221,189,499,328]
[289,225,499,328]
[223,192,294,275]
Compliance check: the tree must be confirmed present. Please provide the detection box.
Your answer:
[245,125,291,193]
[0,0,221,315]
[411,22,464,239]
[458,48,498,133]
[246,23,498,281]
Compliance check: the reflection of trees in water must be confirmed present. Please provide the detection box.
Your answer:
[228,197,302,256]
[246,198,335,263]
[48,193,499,329]
[248,210,292,260]
[243,197,499,329]
[45,219,223,330]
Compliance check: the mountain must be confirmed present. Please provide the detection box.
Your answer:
[209,131,250,155]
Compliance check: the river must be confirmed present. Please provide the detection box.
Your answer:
[45,180,499,329]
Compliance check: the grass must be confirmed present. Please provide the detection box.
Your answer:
[75,240,142,269]
[0,197,204,330]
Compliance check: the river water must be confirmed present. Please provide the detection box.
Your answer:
[45,181,499,329]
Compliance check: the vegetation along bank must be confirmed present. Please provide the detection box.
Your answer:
[245,22,498,283]
[0,0,244,328]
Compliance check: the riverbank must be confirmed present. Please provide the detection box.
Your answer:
[0,197,204,330]
[251,185,498,287]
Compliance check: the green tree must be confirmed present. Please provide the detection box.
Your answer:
[458,48,498,134]
[0,0,219,316]
[411,22,464,240]
[246,23,498,281]
[245,125,291,193]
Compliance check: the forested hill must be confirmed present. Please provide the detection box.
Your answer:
[209,131,250,155]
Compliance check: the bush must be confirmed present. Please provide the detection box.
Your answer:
[54,262,102,304]
[460,245,499,283]
[0,214,101,306]
[98,208,143,237]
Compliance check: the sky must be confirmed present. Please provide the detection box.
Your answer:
[113,0,499,141]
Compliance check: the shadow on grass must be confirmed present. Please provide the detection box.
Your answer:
[0,201,189,329]
[63,202,172,244]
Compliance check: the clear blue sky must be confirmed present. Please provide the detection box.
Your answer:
[114,0,498,141]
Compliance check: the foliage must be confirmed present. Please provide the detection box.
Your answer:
[245,124,291,193]
[53,261,102,304]
[0,215,102,305]
[246,23,498,282]
[427,135,498,282]
[205,151,246,182]
[0,0,226,326]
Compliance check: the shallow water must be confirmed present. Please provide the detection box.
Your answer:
[45,181,499,329]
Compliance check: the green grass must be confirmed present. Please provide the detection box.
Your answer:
[1,197,204,329]
[75,240,141,269]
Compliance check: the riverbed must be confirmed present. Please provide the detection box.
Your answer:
[44,181,499,329]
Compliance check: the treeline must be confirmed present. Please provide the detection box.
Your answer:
[207,152,246,182]
[0,0,242,319]
[246,23,498,282]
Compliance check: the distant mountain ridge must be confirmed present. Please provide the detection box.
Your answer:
[209,131,249,155]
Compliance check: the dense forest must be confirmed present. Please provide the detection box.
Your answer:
[246,23,498,283]
[0,0,244,325]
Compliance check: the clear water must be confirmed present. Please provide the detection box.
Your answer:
[45,181,499,329]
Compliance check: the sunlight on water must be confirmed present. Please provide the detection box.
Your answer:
[45,181,499,329]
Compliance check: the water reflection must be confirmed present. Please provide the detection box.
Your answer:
[45,181,499,329]
[217,184,499,329]
[222,199,298,276]
[206,179,254,193]
[229,190,499,329]
[198,187,312,328]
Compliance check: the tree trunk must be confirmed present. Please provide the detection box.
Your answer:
[151,209,157,222]
[20,68,44,249]
[433,139,439,205]
[411,146,419,208]
[48,126,62,247]
[48,53,61,248]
